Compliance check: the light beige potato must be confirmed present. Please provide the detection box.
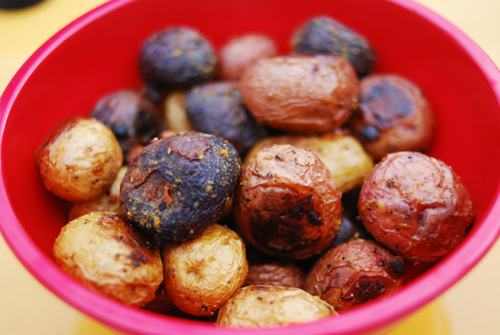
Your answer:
[244,132,374,194]
[69,165,127,220]
[240,55,359,133]
[53,212,163,307]
[162,223,248,316]
[164,90,193,132]
[36,117,123,201]
[216,285,336,327]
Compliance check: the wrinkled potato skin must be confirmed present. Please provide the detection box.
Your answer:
[350,75,435,161]
[358,152,476,263]
[53,212,163,307]
[234,144,342,259]
[162,224,249,316]
[244,132,373,194]
[36,118,123,202]
[240,55,358,133]
[216,285,336,327]
[303,239,404,312]
[244,261,306,288]
[219,34,278,80]
[69,166,127,220]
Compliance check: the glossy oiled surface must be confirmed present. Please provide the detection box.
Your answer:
[1,0,500,334]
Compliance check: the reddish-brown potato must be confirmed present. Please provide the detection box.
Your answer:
[303,239,404,312]
[234,144,343,259]
[219,34,278,80]
[245,261,306,288]
[358,152,476,263]
[240,55,358,133]
[350,75,435,161]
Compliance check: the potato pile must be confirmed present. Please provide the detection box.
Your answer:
[37,14,476,329]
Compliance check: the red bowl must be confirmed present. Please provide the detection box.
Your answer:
[1,0,500,334]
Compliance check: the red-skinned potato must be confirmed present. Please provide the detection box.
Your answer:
[244,261,306,288]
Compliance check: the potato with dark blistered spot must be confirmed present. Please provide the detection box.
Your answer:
[185,82,269,156]
[119,132,241,243]
[350,75,435,161]
[139,28,218,89]
[53,212,163,307]
[240,55,358,133]
[90,90,165,159]
[303,239,404,312]
[163,224,248,316]
[216,285,336,327]
[219,34,278,80]
[36,117,123,202]
[292,17,377,78]
[358,152,476,263]
[244,261,306,288]
[234,144,342,259]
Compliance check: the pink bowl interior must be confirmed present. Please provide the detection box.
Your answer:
[1,0,500,334]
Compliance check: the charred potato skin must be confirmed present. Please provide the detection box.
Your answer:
[216,285,336,327]
[36,117,123,202]
[90,90,165,159]
[303,239,404,312]
[139,28,218,89]
[239,55,359,133]
[292,17,377,78]
[162,224,249,316]
[350,75,435,161]
[53,212,163,307]
[234,144,343,260]
[219,34,278,80]
[358,152,476,263]
[119,132,241,243]
[244,261,306,288]
[185,82,269,156]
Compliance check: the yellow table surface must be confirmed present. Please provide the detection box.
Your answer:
[1,0,500,334]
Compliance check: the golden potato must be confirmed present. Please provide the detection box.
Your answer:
[244,132,374,193]
[68,165,127,220]
[244,261,306,288]
[240,55,358,133]
[164,90,193,132]
[162,223,248,316]
[36,117,123,201]
[53,212,163,307]
[216,285,336,327]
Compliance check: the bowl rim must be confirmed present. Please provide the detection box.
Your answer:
[1,0,500,334]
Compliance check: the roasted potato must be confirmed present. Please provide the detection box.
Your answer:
[216,285,336,327]
[244,261,306,288]
[244,132,373,194]
[292,17,377,78]
[36,117,123,202]
[234,144,342,259]
[164,90,193,132]
[120,132,241,243]
[53,212,163,307]
[219,34,278,80]
[350,75,435,161]
[358,152,476,263]
[303,239,404,312]
[139,28,218,89]
[162,224,248,316]
[239,55,359,133]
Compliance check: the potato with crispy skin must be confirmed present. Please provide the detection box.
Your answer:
[36,117,123,202]
[239,55,358,133]
[358,152,476,263]
[234,144,342,259]
[162,224,248,316]
[303,239,404,312]
[53,212,163,307]
[216,285,336,327]
[244,261,306,288]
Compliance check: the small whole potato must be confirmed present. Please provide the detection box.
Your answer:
[36,117,123,202]
[216,285,336,327]
[234,144,343,259]
[350,75,435,161]
[240,55,359,133]
[244,261,306,288]
[162,223,248,316]
[164,90,193,132]
[358,152,476,263]
[53,212,163,307]
[303,239,404,312]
